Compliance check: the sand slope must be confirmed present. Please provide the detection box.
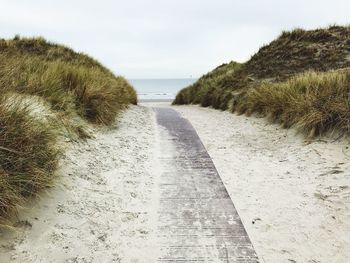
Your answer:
[1,103,349,262]
[0,106,160,263]
[174,105,350,263]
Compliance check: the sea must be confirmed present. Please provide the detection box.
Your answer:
[128,78,197,101]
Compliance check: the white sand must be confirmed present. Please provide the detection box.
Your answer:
[1,102,350,262]
[0,105,161,262]
[173,104,350,263]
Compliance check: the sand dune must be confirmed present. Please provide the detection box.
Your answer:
[1,103,349,262]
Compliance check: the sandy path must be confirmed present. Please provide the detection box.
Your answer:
[2,102,349,262]
[0,106,161,263]
[172,104,350,263]
[154,107,257,262]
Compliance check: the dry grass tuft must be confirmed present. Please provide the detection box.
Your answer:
[237,70,350,136]
[0,95,60,218]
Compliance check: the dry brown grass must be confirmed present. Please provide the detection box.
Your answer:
[174,25,350,137]
[173,62,241,110]
[0,95,59,219]
[0,36,137,221]
[174,25,350,111]
[236,69,350,137]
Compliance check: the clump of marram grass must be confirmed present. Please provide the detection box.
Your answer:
[0,36,137,221]
[173,61,241,110]
[174,25,350,111]
[235,69,350,137]
[0,43,137,126]
[0,95,60,220]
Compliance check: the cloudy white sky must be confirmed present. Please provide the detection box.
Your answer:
[1,0,349,78]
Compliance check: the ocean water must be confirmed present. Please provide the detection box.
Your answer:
[128,79,197,101]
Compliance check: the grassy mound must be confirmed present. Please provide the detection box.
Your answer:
[174,25,350,136]
[0,36,137,221]
[0,37,137,125]
[174,25,350,109]
[174,61,241,109]
[240,25,350,81]
[238,69,350,136]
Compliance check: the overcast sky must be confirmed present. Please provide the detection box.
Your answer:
[1,0,349,78]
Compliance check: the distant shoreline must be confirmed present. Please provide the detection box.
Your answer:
[130,79,196,103]
[138,99,173,103]
[128,78,197,81]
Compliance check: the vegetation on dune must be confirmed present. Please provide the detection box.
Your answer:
[0,95,59,218]
[0,37,137,125]
[174,61,241,109]
[242,25,350,81]
[0,36,137,221]
[237,69,350,137]
[174,25,350,136]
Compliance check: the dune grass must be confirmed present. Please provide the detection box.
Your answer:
[235,69,350,137]
[174,25,350,137]
[0,95,59,219]
[0,39,137,125]
[0,36,137,221]
[174,61,241,110]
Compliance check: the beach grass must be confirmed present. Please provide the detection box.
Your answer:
[0,36,137,221]
[0,95,59,219]
[236,69,350,137]
[174,25,350,136]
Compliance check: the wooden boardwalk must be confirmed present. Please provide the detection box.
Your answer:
[155,108,258,262]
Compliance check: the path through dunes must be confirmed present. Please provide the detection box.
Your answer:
[0,105,258,262]
[154,108,258,262]
[174,104,350,263]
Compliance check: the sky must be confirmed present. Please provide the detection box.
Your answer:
[0,0,349,79]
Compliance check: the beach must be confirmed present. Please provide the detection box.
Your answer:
[1,103,349,262]
[2,3,350,262]
[172,104,350,262]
